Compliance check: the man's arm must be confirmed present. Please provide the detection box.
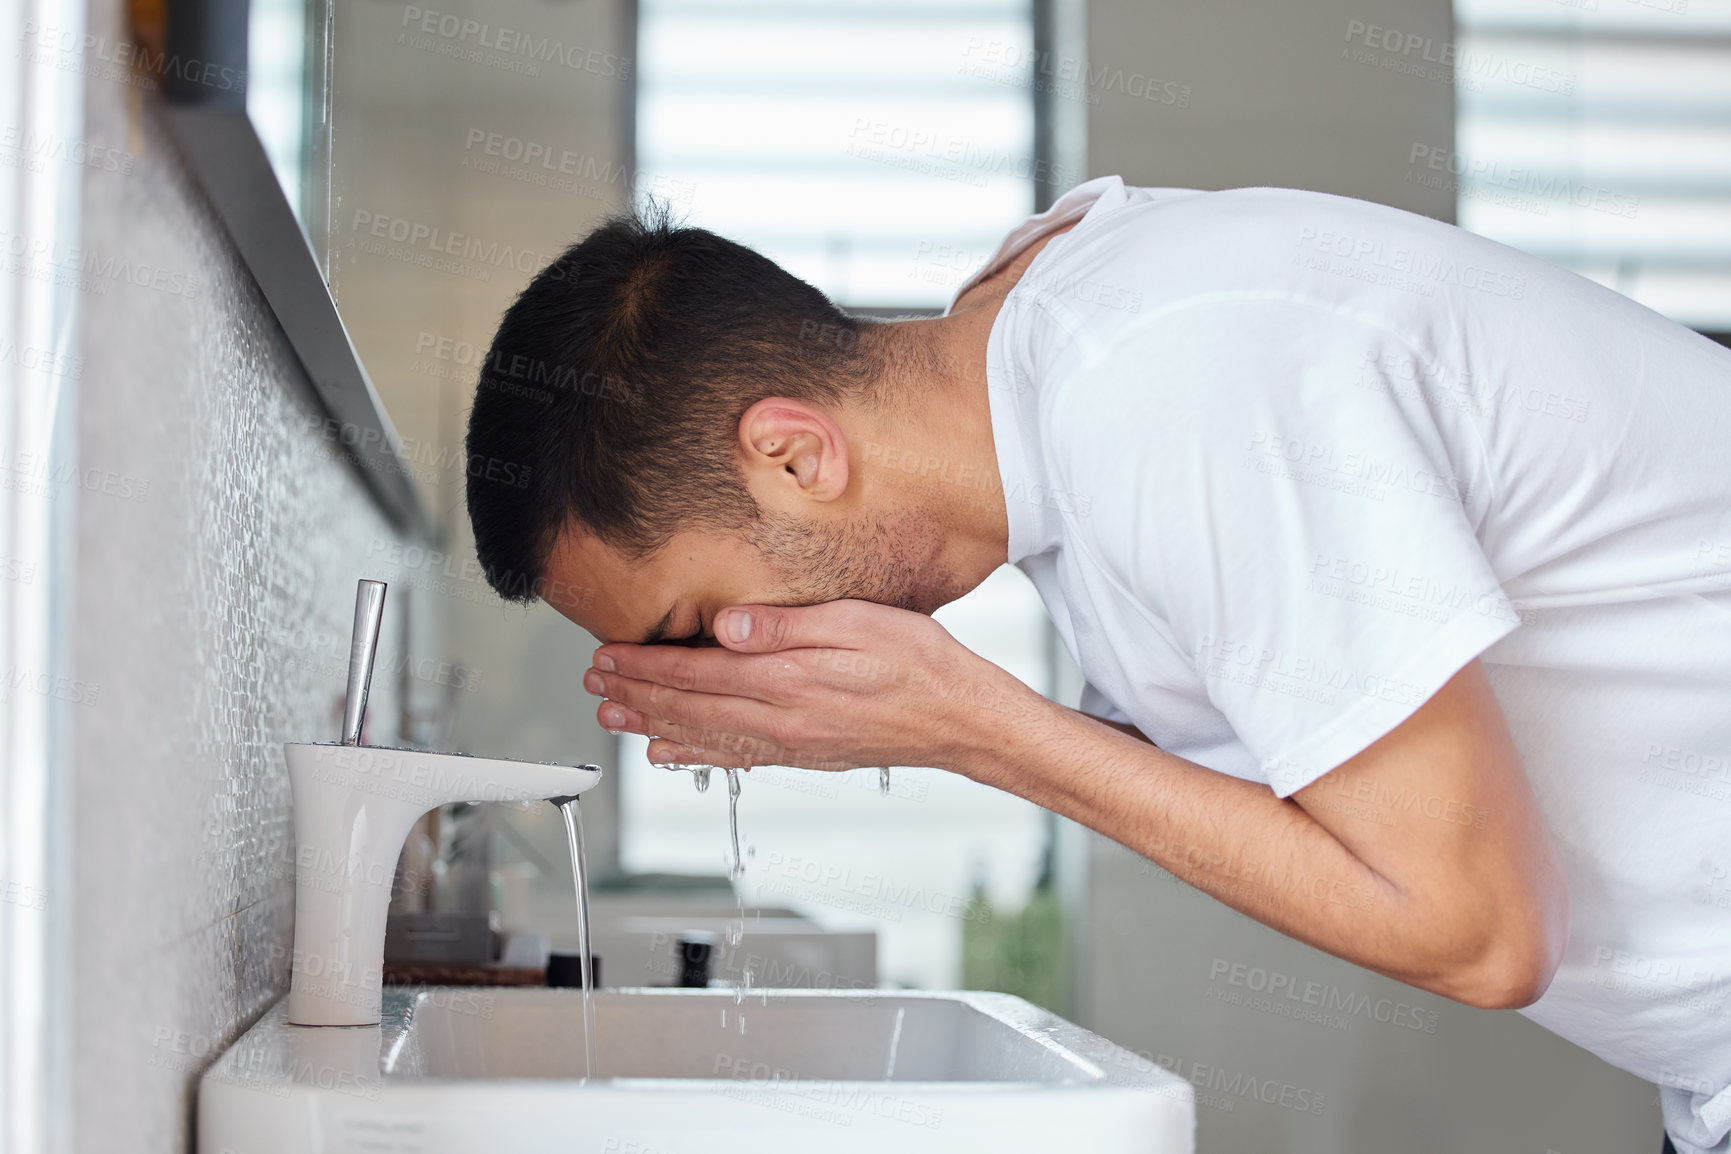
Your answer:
[583,600,1569,1009]
[982,662,1569,1009]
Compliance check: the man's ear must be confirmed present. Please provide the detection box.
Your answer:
[737,397,851,503]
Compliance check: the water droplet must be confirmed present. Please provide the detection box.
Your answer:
[878,766,892,795]
[693,765,711,793]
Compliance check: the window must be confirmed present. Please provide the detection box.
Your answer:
[635,0,1039,308]
[1453,0,1731,330]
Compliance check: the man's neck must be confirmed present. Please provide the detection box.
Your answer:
[843,222,1079,602]
[847,307,1013,600]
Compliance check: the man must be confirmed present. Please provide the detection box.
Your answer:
[466,176,1731,1153]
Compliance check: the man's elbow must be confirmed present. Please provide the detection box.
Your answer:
[1453,906,1569,1010]
[1459,947,1560,1010]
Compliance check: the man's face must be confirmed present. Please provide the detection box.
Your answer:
[540,507,953,644]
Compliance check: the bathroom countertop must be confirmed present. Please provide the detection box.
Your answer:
[382,963,546,986]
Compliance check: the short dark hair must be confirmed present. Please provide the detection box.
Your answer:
[465,206,879,603]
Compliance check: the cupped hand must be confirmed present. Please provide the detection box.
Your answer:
[581,599,1042,774]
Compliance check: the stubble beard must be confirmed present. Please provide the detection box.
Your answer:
[746,508,952,614]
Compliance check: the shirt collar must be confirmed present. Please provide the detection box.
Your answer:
[983,293,1054,563]
[967,176,1129,562]
[944,175,1128,314]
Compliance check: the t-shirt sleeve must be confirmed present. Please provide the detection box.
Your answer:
[1054,294,1521,797]
[1079,682,1135,726]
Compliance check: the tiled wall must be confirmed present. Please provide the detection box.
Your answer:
[71,2,410,1149]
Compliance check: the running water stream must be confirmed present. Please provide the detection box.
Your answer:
[555,798,599,1079]
[722,767,754,1032]
[669,760,910,1026]
[669,764,756,1022]
[665,762,744,877]
[725,767,744,880]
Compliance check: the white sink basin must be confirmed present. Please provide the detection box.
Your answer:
[200,988,1193,1152]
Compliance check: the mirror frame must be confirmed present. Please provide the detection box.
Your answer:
[161,0,433,540]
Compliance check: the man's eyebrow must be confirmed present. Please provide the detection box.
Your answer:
[641,607,676,646]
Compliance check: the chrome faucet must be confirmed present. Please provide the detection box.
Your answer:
[286,580,602,1026]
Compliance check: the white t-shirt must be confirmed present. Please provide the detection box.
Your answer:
[950,176,1731,1153]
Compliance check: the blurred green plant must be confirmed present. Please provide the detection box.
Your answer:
[961,880,1069,1016]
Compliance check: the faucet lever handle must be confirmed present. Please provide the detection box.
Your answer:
[341,579,388,746]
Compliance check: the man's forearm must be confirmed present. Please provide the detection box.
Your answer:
[954,697,1448,998]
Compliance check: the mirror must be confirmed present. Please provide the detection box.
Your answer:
[167,0,1078,993]
[246,0,332,273]
[163,0,424,536]
[163,0,1071,543]
[324,0,634,544]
